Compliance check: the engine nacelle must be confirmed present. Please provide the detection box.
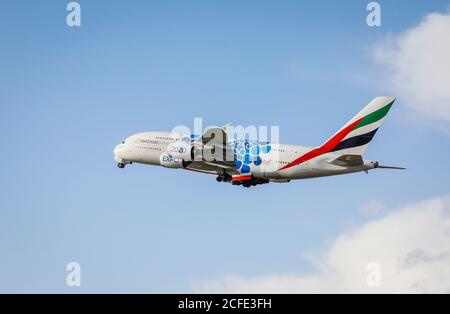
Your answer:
[166,142,194,161]
[159,153,185,169]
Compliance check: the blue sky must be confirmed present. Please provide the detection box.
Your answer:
[1,0,450,292]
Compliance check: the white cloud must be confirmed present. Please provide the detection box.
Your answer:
[198,196,450,294]
[374,12,450,129]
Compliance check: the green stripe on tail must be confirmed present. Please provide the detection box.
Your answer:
[354,100,395,130]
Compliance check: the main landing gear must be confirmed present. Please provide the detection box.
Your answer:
[232,180,257,188]
[231,177,270,188]
[216,174,232,183]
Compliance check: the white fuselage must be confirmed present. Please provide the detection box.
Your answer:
[113,131,376,182]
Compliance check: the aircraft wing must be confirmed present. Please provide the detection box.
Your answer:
[189,127,237,174]
[186,161,240,176]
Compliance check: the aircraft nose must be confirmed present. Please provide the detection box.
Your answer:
[114,143,125,163]
[113,144,120,155]
[113,143,125,156]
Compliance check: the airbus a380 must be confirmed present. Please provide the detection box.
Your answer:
[113,97,404,188]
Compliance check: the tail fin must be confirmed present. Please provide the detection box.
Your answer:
[278,97,395,171]
[324,97,395,156]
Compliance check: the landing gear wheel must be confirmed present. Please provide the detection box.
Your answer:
[223,174,232,182]
[216,176,223,182]
[118,163,125,169]
[243,182,252,188]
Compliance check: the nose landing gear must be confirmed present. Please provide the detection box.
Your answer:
[117,163,126,168]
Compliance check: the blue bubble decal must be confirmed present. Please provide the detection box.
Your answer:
[251,146,260,155]
[261,145,271,154]
[231,140,272,174]
[241,165,251,174]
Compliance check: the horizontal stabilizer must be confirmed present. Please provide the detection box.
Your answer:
[330,154,364,167]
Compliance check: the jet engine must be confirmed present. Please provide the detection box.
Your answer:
[159,153,186,169]
[166,142,194,161]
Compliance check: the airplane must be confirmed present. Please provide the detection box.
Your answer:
[113,97,404,188]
